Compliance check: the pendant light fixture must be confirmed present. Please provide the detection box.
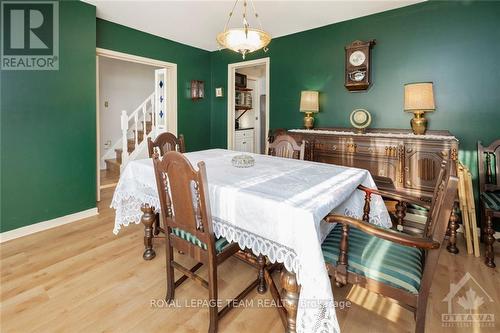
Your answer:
[216,0,271,59]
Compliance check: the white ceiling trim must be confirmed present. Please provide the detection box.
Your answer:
[83,0,425,51]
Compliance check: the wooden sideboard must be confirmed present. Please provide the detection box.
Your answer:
[273,128,459,203]
[270,128,461,253]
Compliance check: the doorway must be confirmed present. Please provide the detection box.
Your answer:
[227,58,270,154]
[95,48,177,202]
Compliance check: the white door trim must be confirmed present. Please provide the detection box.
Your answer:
[227,57,270,150]
[95,48,178,200]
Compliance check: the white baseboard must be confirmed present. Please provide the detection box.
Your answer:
[0,207,98,243]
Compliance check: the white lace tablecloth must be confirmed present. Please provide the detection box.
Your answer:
[111,149,391,333]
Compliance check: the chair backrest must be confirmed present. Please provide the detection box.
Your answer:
[422,161,448,237]
[148,132,186,157]
[478,139,500,192]
[267,128,288,144]
[152,151,217,261]
[267,134,306,160]
[418,162,458,293]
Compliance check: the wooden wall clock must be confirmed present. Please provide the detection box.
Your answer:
[345,40,376,91]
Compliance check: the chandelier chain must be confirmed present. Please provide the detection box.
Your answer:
[223,0,240,33]
[249,0,264,31]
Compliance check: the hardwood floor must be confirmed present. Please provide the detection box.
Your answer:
[1,187,498,332]
[100,169,119,188]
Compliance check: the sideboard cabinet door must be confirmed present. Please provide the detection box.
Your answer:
[404,145,447,192]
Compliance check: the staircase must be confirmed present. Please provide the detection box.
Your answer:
[103,92,159,174]
[104,120,153,173]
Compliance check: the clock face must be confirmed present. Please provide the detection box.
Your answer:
[349,50,366,66]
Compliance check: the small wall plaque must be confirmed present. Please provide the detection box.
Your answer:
[215,87,223,97]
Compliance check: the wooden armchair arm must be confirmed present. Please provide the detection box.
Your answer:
[324,214,440,250]
[357,185,431,209]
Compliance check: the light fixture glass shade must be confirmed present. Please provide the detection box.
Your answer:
[404,82,435,112]
[300,91,319,113]
[217,28,271,59]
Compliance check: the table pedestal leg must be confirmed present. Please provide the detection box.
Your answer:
[141,205,156,260]
[281,269,299,333]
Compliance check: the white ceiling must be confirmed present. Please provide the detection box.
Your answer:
[84,0,424,51]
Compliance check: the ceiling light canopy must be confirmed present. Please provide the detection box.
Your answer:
[216,0,271,59]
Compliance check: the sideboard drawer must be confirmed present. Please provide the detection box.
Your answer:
[316,152,399,184]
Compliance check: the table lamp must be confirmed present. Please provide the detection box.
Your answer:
[300,91,319,129]
[404,82,435,135]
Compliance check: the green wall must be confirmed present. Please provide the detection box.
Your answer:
[1,1,97,232]
[210,1,500,176]
[1,4,213,232]
[96,19,212,152]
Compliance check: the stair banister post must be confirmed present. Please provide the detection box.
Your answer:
[142,103,147,140]
[152,92,157,137]
[121,110,129,166]
[134,112,139,149]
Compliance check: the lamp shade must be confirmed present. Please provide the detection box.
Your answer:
[404,83,435,112]
[300,91,319,113]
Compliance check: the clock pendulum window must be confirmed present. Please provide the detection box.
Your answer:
[345,40,376,92]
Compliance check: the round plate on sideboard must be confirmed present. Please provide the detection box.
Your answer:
[350,108,372,133]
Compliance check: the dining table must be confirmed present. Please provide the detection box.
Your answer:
[111,148,392,333]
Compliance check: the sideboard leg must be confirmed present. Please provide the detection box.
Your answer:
[141,205,156,260]
[446,202,459,254]
[281,269,299,333]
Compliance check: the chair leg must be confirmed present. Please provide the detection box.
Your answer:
[208,261,218,333]
[257,254,267,294]
[165,244,175,302]
[153,213,160,236]
[414,295,428,333]
[485,214,496,268]
[446,203,459,254]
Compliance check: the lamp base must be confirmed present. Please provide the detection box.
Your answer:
[303,112,315,129]
[410,111,427,135]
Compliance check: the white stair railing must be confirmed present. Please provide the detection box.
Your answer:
[120,92,155,166]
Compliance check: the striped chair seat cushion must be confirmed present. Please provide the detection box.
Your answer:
[481,191,500,211]
[171,228,230,253]
[322,224,424,294]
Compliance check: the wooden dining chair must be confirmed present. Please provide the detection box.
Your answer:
[148,132,185,157]
[268,134,306,160]
[148,132,186,235]
[152,151,258,333]
[321,162,458,333]
[477,139,500,268]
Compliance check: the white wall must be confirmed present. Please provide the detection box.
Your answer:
[99,57,159,168]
